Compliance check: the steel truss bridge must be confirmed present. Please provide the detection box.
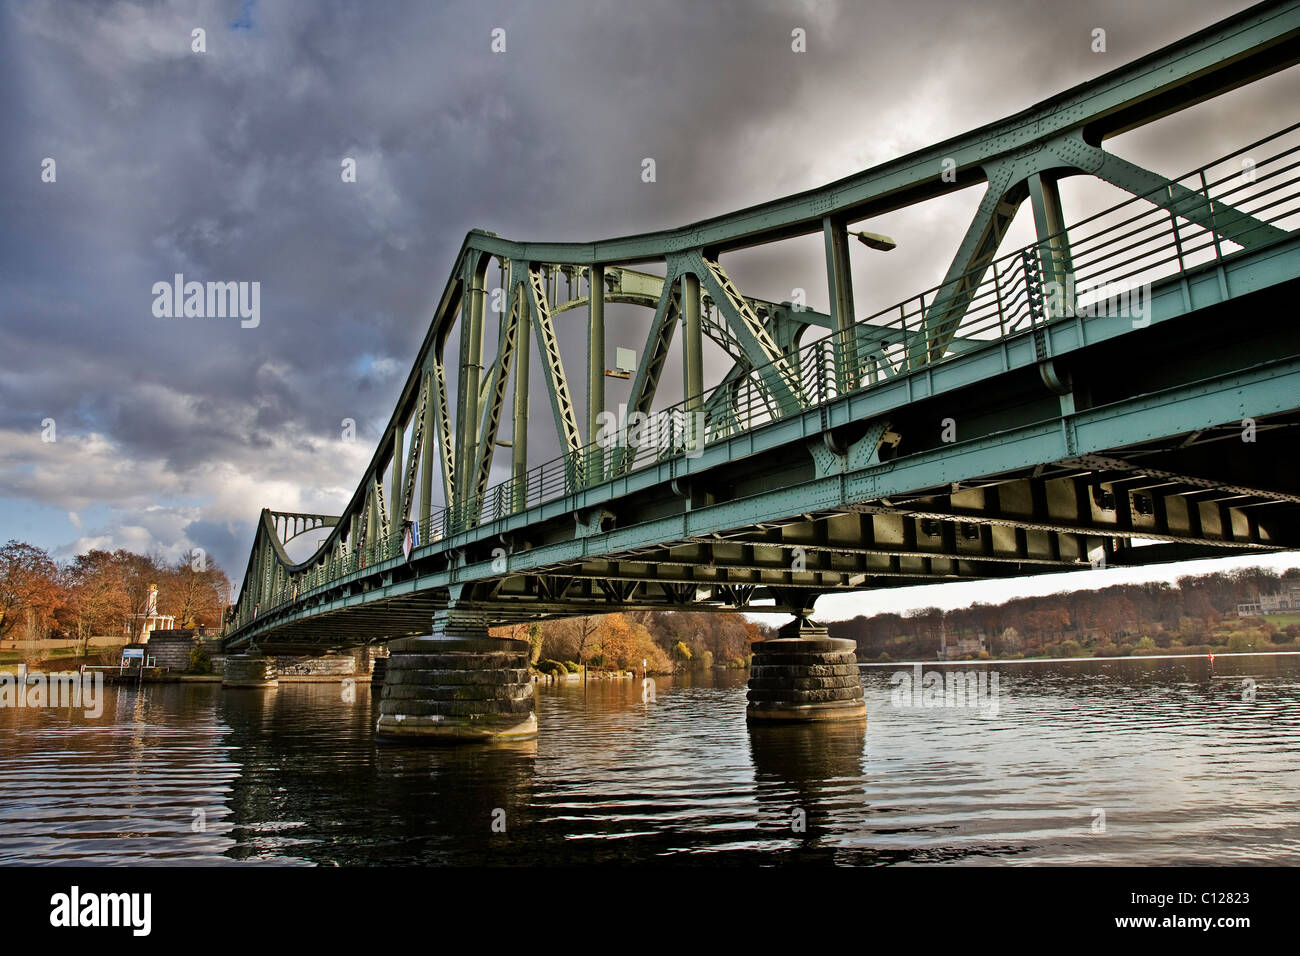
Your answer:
[225,0,1300,653]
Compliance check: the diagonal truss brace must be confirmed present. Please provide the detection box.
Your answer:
[612,262,685,475]
[695,255,807,416]
[528,265,583,457]
[916,131,1286,366]
[431,356,455,508]
[913,165,1026,367]
[370,476,389,545]
[625,260,684,422]
[469,277,524,519]
[356,482,372,552]
[1072,142,1287,249]
[399,375,429,525]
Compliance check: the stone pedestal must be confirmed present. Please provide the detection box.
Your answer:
[222,652,278,688]
[746,619,865,722]
[370,656,388,691]
[146,629,199,672]
[376,634,536,742]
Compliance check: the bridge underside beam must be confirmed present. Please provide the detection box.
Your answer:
[227,384,1300,649]
[461,445,1289,617]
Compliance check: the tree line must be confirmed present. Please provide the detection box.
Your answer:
[0,539,232,647]
[10,531,1290,668]
[492,610,773,675]
[828,566,1300,660]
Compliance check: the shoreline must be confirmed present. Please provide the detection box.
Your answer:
[860,650,1300,667]
[0,668,372,684]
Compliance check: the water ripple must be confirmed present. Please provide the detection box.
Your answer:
[0,656,1297,864]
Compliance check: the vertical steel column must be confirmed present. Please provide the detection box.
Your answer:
[1028,172,1076,411]
[389,424,403,540]
[1027,173,1074,319]
[419,370,434,532]
[587,265,605,484]
[250,539,263,619]
[511,275,530,512]
[455,258,486,525]
[682,272,703,453]
[366,490,378,551]
[823,216,856,393]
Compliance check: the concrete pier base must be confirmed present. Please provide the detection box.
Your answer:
[376,633,536,743]
[746,618,865,723]
[222,650,278,688]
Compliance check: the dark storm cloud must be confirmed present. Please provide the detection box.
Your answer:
[0,0,1281,579]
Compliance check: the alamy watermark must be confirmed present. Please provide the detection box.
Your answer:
[1042,274,1151,327]
[0,670,103,719]
[151,274,260,328]
[49,886,150,936]
[595,404,706,460]
[889,664,999,717]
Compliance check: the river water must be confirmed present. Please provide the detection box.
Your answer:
[2,654,1297,865]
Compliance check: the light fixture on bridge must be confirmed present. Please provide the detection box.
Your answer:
[606,346,637,380]
[850,229,897,252]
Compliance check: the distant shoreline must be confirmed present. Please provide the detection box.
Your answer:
[860,650,1300,667]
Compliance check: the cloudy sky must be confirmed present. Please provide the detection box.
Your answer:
[2,0,1295,615]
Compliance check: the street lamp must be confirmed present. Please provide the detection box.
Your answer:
[850,229,897,252]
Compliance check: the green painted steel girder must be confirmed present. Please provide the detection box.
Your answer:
[225,1,1300,649]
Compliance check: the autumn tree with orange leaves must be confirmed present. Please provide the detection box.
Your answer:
[0,539,63,641]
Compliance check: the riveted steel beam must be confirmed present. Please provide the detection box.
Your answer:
[626,260,683,421]
[588,264,606,485]
[528,264,583,459]
[453,3,1299,275]
[453,255,489,518]
[469,277,523,522]
[1078,143,1287,248]
[682,272,704,452]
[823,215,859,390]
[914,168,1027,367]
[431,355,455,510]
[418,370,436,529]
[511,273,531,511]
[389,423,403,534]
[696,255,807,415]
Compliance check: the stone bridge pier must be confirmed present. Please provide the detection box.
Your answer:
[747,596,865,723]
[375,610,536,742]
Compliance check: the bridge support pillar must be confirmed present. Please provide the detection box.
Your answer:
[376,618,536,743]
[222,647,278,688]
[746,617,865,723]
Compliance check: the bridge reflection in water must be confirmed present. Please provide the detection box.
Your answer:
[749,720,869,850]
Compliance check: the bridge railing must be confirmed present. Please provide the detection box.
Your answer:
[704,120,1300,433]
[243,122,1300,625]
